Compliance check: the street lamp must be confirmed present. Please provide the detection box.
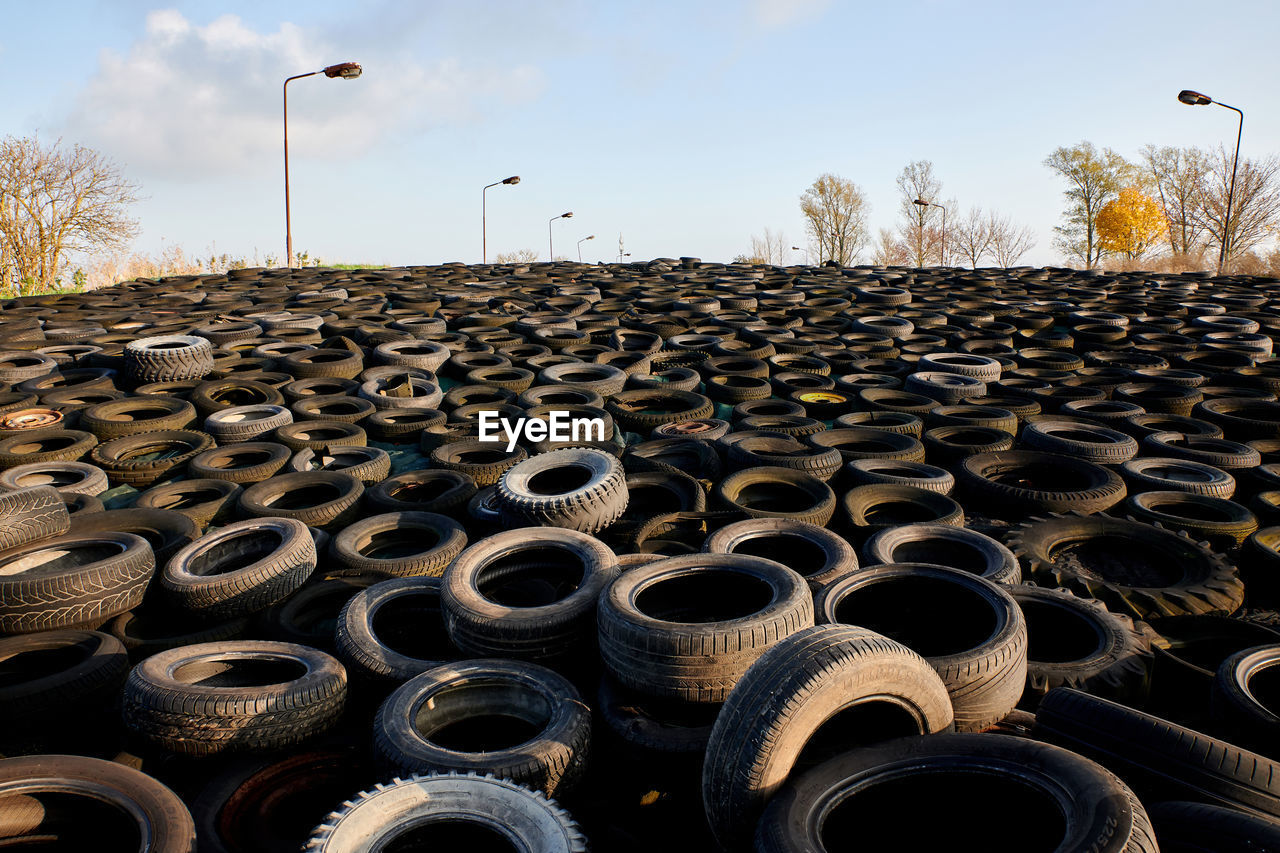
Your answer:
[548,212,572,261]
[577,235,595,262]
[482,176,520,264]
[1179,89,1244,274]
[791,245,808,265]
[914,198,947,267]
[284,62,362,268]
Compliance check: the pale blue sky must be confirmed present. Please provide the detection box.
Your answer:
[2,0,1277,267]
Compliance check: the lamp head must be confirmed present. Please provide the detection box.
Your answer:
[1178,89,1212,106]
[323,62,362,79]
[913,198,929,207]
[503,176,521,185]
[562,212,573,219]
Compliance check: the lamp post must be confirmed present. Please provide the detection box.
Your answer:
[577,234,595,262]
[548,212,573,261]
[482,176,520,264]
[791,245,808,265]
[284,61,362,269]
[1179,89,1243,274]
[913,198,947,267]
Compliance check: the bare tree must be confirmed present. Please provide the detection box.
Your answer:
[870,228,910,266]
[1193,145,1280,272]
[988,214,1037,268]
[952,207,994,268]
[0,136,140,293]
[799,173,869,266]
[895,160,942,267]
[746,227,789,265]
[495,248,539,264]
[1140,144,1209,261]
[1044,141,1132,268]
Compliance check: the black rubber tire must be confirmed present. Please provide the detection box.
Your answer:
[598,552,813,703]
[844,458,956,494]
[1020,419,1141,464]
[364,469,478,517]
[364,408,446,443]
[1120,456,1237,499]
[922,424,1015,464]
[134,478,243,528]
[189,378,285,416]
[904,370,987,404]
[596,676,719,755]
[273,420,366,451]
[160,517,317,620]
[702,517,858,588]
[496,447,629,533]
[335,577,460,682]
[0,428,97,468]
[203,404,293,443]
[836,409,924,436]
[720,432,842,481]
[1009,584,1158,707]
[605,388,714,434]
[1035,687,1280,818]
[288,445,391,485]
[755,732,1157,853]
[124,334,215,382]
[842,483,965,536]
[861,522,1020,584]
[713,466,836,526]
[650,417,731,441]
[1211,644,1280,756]
[0,460,109,495]
[107,609,248,661]
[442,527,620,662]
[68,506,199,567]
[78,396,196,439]
[805,426,926,464]
[122,640,346,756]
[0,530,154,633]
[373,659,590,795]
[279,347,364,379]
[0,629,129,754]
[187,441,292,484]
[329,511,467,578]
[817,563,1027,731]
[0,484,70,550]
[1008,514,1246,619]
[1125,491,1259,550]
[1141,432,1262,471]
[237,470,364,530]
[0,755,195,853]
[701,624,953,850]
[957,450,1127,516]
[88,429,214,488]
[1147,800,1280,853]
[256,574,376,651]
[430,438,527,487]
[290,393,376,424]
[302,772,586,853]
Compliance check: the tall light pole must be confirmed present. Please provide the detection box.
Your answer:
[791,245,809,265]
[913,198,947,267]
[284,61,361,269]
[1179,89,1243,274]
[482,176,520,264]
[548,212,572,261]
[577,234,595,262]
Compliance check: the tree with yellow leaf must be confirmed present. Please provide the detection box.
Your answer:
[1096,187,1168,261]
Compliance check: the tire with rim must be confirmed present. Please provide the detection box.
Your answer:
[598,552,813,703]
[701,624,953,850]
[816,563,1027,732]
[123,640,346,756]
[1008,514,1245,619]
[1211,644,1280,755]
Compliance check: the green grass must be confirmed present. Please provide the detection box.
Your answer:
[326,263,386,270]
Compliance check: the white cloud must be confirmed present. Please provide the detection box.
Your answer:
[63,9,545,180]
[752,0,832,29]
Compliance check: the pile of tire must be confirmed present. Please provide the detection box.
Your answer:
[0,258,1276,850]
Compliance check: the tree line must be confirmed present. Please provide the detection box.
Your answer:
[746,144,1280,274]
